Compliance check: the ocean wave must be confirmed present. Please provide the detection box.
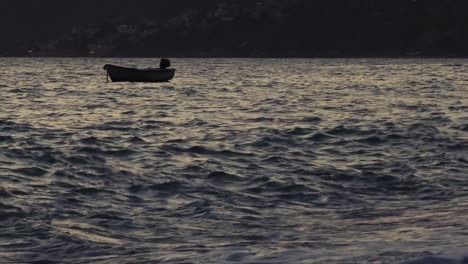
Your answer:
[1,58,467,263]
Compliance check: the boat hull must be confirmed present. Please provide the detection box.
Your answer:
[104,64,176,82]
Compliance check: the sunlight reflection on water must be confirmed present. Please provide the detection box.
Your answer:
[0,58,467,263]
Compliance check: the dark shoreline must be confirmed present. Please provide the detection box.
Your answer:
[3,53,468,59]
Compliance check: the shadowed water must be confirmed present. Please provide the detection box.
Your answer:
[0,58,467,263]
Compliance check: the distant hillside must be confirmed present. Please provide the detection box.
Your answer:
[3,0,468,57]
[0,0,217,50]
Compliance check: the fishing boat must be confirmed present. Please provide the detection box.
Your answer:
[103,59,175,82]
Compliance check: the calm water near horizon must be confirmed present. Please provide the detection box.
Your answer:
[0,58,467,263]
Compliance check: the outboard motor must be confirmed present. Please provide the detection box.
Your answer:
[160,58,171,69]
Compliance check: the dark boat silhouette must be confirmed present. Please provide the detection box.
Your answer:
[103,59,175,82]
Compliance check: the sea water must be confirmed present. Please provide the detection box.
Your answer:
[0,58,467,263]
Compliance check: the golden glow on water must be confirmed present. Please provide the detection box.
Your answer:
[1,58,466,136]
[0,58,467,263]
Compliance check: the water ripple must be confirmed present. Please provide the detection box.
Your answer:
[0,58,467,263]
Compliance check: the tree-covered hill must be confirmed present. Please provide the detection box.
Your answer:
[3,0,468,57]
